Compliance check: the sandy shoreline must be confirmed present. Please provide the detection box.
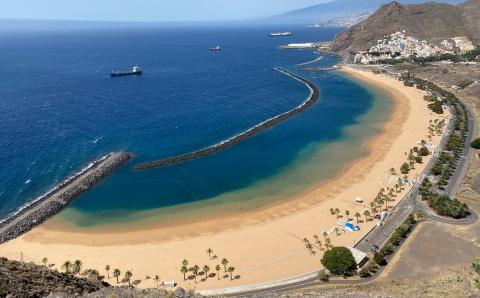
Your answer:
[0,67,449,290]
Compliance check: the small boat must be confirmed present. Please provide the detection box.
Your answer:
[210,45,221,51]
[269,32,292,37]
[111,65,142,77]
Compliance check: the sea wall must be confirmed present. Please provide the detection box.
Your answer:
[0,152,132,244]
[134,67,320,170]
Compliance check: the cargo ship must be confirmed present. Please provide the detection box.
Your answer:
[210,45,221,51]
[110,66,142,77]
[269,32,292,37]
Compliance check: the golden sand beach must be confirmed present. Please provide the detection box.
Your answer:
[0,67,449,290]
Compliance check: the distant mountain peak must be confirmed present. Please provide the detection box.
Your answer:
[268,0,463,24]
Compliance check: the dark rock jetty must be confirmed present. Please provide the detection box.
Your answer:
[0,152,132,244]
[134,67,320,170]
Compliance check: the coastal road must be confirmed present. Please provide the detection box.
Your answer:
[445,108,476,197]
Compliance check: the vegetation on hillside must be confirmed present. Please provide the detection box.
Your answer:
[0,257,105,297]
[473,257,480,290]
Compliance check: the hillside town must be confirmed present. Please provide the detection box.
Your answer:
[354,31,476,64]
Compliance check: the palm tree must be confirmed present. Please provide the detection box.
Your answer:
[221,258,229,273]
[61,260,72,274]
[363,210,371,222]
[306,243,316,255]
[227,267,235,280]
[113,268,121,284]
[124,270,133,285]
[303,238,309,245]
[206,248,214,259]
[316,239,323,250]
[376,197,385,211]
[153,275,161,288]
[72,260,82,275]
[203,265,210,279]
[322,231,328,239]
[182,259,189,267]
[145,275,151,280]
[181,265,189,281]
[42,257,48,267]
[334,227,340,236]
[313,234,320,246]
[105,265,110,279]
[354,212,361,223]
[84,269,100,281]
[192,265,200,283]
[345,210,350,219]
[215,265,221,280]
[329,208,335,216]
[324,237,332,250]
[390,167,397,176]
[334,208,341,218]
[384,196,389,210]
[389,188,395,199]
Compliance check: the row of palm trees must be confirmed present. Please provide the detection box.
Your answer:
[303,231,334,255]
[318,171,410,251]
[329,208,371,224]
[180,249,240,284]
[40,257,143,287]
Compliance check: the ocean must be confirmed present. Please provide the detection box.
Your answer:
[0,23,393,228]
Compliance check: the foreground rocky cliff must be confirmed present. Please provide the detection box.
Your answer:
[0,257,104,297]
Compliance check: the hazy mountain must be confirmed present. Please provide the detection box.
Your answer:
[269,0,464,24]
[308,13,371,28]
[330,0,480,53]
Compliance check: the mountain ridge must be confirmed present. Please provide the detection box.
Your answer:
[270,0,464,24]
[330,0,480,53]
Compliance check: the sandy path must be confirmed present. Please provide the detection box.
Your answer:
[0,67,449,290]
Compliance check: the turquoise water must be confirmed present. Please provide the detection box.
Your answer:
[0,23,393,227]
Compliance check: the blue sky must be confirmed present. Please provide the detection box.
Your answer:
[0,0,329,22]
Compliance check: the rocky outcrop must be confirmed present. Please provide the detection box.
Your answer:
[0,257,105,297]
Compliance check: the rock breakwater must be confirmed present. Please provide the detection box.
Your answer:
[0,152,132,244]
[134,67,320,170]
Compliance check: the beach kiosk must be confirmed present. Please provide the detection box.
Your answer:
[164,280,176,288]
[348,247,368,268]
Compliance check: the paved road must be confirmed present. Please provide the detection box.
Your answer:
[446,108,477,196]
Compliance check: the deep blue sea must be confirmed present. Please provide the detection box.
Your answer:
[0,23,392,227]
